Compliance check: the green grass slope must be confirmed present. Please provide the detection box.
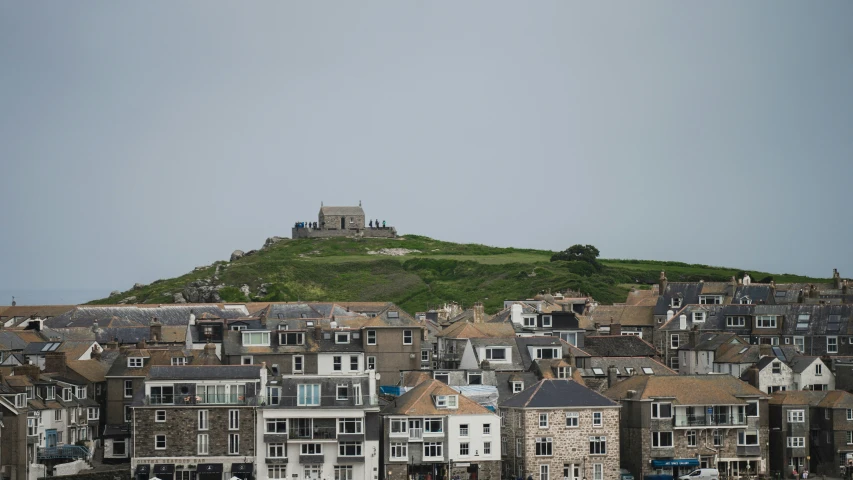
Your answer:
[89,235,828,314]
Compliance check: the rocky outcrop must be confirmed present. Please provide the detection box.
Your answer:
[132,283,146,290]
[264,236,286,249]
[173,292,187,304]
[230,250,245,262]
[367,248,421,256]
[118,296,137,304]
[109,290,120,297]
[182,279,223,303]
[240,284,251,298]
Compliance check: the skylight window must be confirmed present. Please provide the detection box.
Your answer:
[775,291,788,298]
[827,315,842,333]
[642,367,654,375]
[738,347,749,354]
[796,315,810,331]
[592,368,605,376]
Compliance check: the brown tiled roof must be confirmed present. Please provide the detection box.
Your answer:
[382,378,493,416]
[5,376,33,387]
[59,341,96,361]
[818,390,853,409]
[605,375,766,405]
[401,371,432,387]
[439,321,516,339]
[624,286,659,306]
[66,359,109,383]
[768,391,828,406]
[586,305,655,327]
[161,326,187,343]
[0,305,76,319]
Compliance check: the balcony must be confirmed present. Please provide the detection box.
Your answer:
[674,410,746,427]
[409,428,423,441]
[290,419,337,440]
[37,445,90,461]
[260,394,379,408]
[144,394,258,406]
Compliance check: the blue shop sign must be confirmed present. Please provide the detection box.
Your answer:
[652,459,700,468]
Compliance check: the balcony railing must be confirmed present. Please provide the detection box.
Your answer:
[37,445,90,461]
[674,412,747,427]
[409,428,423,440]
[145,394,257,406]
[288,426,337,440]
[259,394,379,408]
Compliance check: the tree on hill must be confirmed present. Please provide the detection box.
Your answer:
[550,244,601,271]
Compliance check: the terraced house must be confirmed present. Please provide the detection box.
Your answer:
[500,379,620,480]
[606,375,769,479]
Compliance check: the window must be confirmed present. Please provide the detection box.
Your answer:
[226,433,239,454]
[757,315,777,328]
[304,466,322,479]
[155,435,166,450]
[652,403,672,419]
[292,355,304,373]
[560,332,578,346]
[231,325,247,331]
[727,316,746,327]
[484,441,491,455]
[27,417,36,436]
[390,442,408,459]
[266,418,287,433]
[301,443,322,455]
[45,386,55,400]
[435,395,458,409]
[592,412,602,427]
[297,384,320,406]
[535,437,552,456]
[738,430,759,446]
[337,384,350,400]
[390,418,408,435]
[540,465,550,480]
[512,382,524,393]
[241,356,253,365]
[468,373,482,385]
[267,466,286,480]
[403,330,413,345]
[128,357,143,368]
[150,386,174,404]
[460,442,469,456]
[671,297,682,308]
[534,347,560,359]
[424,418,443,433]
[228,409,239,430]
[652,431,673,448]
[848,409,853,421]
[55,409,63,421]
[268,443,285,457]
[350,356,359,371]
[796,314,810,330]
[524,316,536,327]
[124,380,133,398]
[334,466,353,480]
[366,330,376,345]
[848,431,853,445]
[338,418,363,434]
[333,356,342,371]
[423,442,443,458]
[422,350,430,362]
[699,295,722,305]
[772,362,782,374]
[124,405,132,422]
[687,430,697,446]
[693,312,706,323]
[367,356,376,370]
[565,412,579,427]
[460,424,469,436]
[266,386,281,405]
[171,356,187,365]
[485,347,507,361]
[335,332,350,344]
[75,386,86,399]
[539,413,549,428]
[828,337,838,354]
[542,315,552,327]
[339,441,362,456]
[197,434,209,455]
[280,332,304,345]
[788,410,805,423]
[242,331,270,346]
[788,437,805,448]
[670,356,679,370]
[713,429,722,446]
[589,436,606,455]
[516,438,522,457]
[671,335,680,349]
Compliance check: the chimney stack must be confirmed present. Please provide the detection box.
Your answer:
[809,284,819,299]
[473,302,485,324]
[44,352,67,376]
[91,345,102,361]
[834,269,842,289]
[689,325,699,349]
[607,365,618,389]
[13,364,40,382]
[609,318,622,336]
[150,317,162,343]
[843,280,849,295]
[659,272,668,293]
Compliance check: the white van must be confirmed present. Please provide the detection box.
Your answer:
[678,469,720,480]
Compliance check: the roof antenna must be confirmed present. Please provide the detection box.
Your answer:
[11,296,16,306]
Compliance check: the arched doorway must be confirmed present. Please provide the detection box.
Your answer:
[341,217,346,229]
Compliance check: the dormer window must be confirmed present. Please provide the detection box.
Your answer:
[555,367,570,378]
[62,388,72,402]
[670,297,683,308]
[280,332,305,345]
[485,347,507,361]
[534,347,560,359]
[45,386,55,400]
[693,312,706,323]
[740,296,752,305]
[512,382,524,393]
[128,357,143,368]
[523,317,536,328]
[699,295,722,305]
[242,331,270,346]
[467,373,482,385]
[15,393,26,408]
[26,387,34,400]
[335,332,350,344]
[231,325,247,331]
[542,315,552,328]
[171,357,187,366]
[76,386,86,399]
[435,395,458,409]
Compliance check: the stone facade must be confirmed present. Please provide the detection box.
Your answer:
[292,204,397,239]
[503,407,621,480]
[133,406,256,458]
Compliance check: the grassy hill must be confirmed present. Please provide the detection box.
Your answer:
[90,235,828,314]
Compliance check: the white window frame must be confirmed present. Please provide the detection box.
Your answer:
[403,330,413,345]
[542,315,552,327]
[787,437,805,448]
[197,434,209,455]
[592,411,602,427]
[335,332,350,344]
[128,357,143,368]
[828,336,839,354]
[788,410,805,423]
[228,409,239,430]
[652,431,673,448]
[512,382,523,393]
[756,315,777,328]
[228,433,239,454]
[366,330,376,345]
[293,355,304,373]
[241,331,270,346]
[539,413,548,428]
[154,434,166,450]
[671,334,680,349]
[566,412,579,427]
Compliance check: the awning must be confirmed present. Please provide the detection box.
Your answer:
[135,465,151,475]
[153,465,175,474]
[230,464,253,473]
[652,459,700,468]
[198,464,224,474]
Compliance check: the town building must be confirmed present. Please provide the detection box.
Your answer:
[292,203,396,239]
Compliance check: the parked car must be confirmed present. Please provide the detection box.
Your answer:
[679,469,720,480]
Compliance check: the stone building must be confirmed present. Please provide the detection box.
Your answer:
[381,378,502,480]
[130,365,265,480]
[292,203,396,239]
[605,375,770,479]
[500,379,621,480]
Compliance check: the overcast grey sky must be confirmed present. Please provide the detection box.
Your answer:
[2,2,852,304]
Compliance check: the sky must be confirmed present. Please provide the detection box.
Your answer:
[2,2,853,305]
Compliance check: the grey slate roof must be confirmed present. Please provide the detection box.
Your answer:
[501,379,619,408]
[320,206,365,217]
[148,365,262,380]
[45,305,246,329]
[582,335,659,357]
[495,371,539,405]
[514,337,578,371]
